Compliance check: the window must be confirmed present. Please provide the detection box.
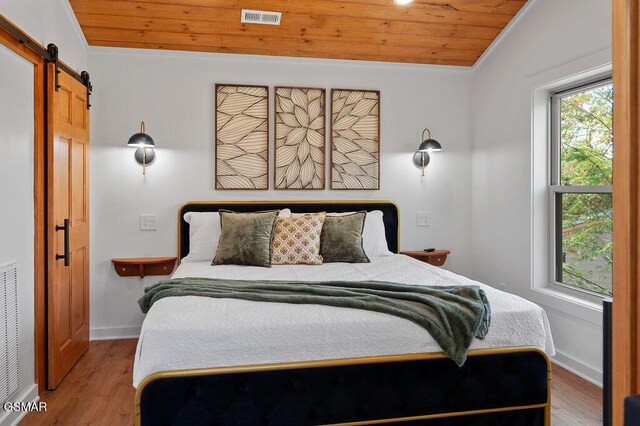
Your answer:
[550,78,613,297]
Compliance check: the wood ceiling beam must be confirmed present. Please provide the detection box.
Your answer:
[69,0,515,28]
[75,14,493,51]
[318,0,527,15]
[89,39,476,66]
[137,0,525,19]
[127,0,526,16]
[82,27,483,62]
[74,11,502,41]
[69,0,526,66]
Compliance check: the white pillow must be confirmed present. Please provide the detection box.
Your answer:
[182,209,291,262]
[182,212,221,263]
[362,210,393,257]
[292,210,392,257]
[279,209,292,218]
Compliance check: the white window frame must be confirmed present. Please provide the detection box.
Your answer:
[548,76,613,301]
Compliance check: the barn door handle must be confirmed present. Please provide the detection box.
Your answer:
[55,219,70,267]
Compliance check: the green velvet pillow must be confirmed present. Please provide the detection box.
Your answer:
[212,209,279,267]
[320,211,370,263]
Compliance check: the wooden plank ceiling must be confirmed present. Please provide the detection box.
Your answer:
[69,0,527,66]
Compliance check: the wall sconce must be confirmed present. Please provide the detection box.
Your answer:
[412,128,443,176]
[127,121,156,175]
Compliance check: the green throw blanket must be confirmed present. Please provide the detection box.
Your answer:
[138,278,491,366]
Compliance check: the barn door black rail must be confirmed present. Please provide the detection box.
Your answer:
[0,14,92,108]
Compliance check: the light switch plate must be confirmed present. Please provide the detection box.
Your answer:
[140,214,157,231]
[417,212,431,227]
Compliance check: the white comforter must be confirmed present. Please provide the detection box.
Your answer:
[133,255,555,387]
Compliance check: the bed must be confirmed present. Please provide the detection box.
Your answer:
[134,201,554,425]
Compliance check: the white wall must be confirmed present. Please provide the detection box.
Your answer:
[0,2,87,423]
[471,0,612,385]
[0,0,87,71]
[0,45,36,426]
[87,48,474,338]
[0,0,610,396]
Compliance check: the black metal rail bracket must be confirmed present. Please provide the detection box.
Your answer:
[81,71,92,109]
[0,15,91,97]
[46,43,60,91]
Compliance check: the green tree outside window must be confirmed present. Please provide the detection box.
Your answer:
[558,83,613,296]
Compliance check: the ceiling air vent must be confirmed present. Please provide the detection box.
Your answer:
[241,9,282,25]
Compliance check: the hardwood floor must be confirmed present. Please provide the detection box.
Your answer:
[21,339,602,425]
[21,340,137,426]
[551,363,603,425]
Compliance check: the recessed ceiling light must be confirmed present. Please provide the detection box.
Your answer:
[393,0,414,5]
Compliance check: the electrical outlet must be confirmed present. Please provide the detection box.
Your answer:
[140,214,157,231]
[417,212,431,227]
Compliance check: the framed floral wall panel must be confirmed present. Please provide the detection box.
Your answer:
[330,89,380,190]
[274,87,326,189]
[215,84,269,190]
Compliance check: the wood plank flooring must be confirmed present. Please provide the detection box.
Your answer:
[21,339,602,425]
[551,363,604,425]
[21,340,137,426]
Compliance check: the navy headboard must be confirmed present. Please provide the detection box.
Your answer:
[177,200,400,262]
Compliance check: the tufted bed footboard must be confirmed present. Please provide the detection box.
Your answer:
[135,347,550,426]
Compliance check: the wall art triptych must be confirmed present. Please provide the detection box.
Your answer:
[215,84,269,190]
[330,89,380,190]
[275,87,326,190]
[214,84,379,190]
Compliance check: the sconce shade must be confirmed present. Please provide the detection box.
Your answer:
[414,128,442,176]
[128,121,156,175]
[412,151,431,168]
[127,132,155,148]
[134,147,156,165]
[128,121,155,147]
[418,138,442,152]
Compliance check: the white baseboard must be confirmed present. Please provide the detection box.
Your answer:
[552,350,603,388]
[90,326,140,341]
[0,384,38,426]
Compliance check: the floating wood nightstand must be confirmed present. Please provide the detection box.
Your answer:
[400,250,450,267]
[112,257,177,278]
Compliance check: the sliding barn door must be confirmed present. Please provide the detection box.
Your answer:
[47,64,90,389]
[613,0,640,424]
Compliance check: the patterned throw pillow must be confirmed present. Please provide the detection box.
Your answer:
[271,213,326,265]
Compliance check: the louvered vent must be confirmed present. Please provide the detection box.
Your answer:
[0,262,19,404]
[241,9,282,25]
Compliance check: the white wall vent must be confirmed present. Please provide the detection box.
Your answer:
[241,9,282,25]
[0,262,19,404]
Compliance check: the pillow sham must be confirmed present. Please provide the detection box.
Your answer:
[212,209,280,267]
[272,213,326,265]
[182,209,290,262]
[320,211,370,263]
[361,210,393,256]
[293,210,392,257]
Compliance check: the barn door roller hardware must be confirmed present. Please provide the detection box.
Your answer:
[0,15,92,108]
[47,43,60,91]
[81,71,92,109]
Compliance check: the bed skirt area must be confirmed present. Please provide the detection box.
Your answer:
[135,347,550,426]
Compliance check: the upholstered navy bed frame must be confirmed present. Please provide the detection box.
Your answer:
[136,200,551,426]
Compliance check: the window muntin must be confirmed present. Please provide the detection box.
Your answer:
[550,79,613,297]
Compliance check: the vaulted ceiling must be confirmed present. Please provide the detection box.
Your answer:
[69,0,527,66]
